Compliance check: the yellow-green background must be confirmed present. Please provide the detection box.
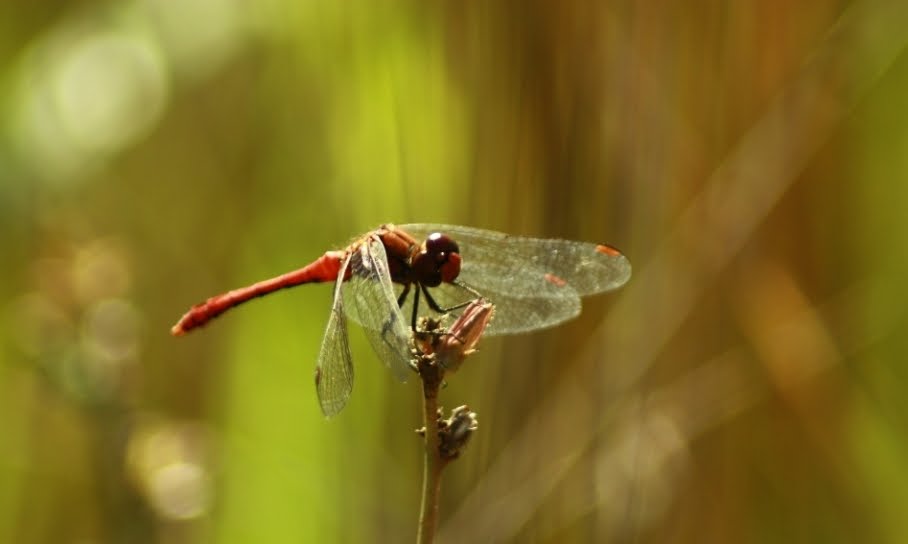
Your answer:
[2,1,907,542]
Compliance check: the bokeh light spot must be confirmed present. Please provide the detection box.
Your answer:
[83,299,139,359]
[72,240,132,303]
[10,25,169,182]
[148,461,211,521]
[53,32,168,153]
[127,421,214,521]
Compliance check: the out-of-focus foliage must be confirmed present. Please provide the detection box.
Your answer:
[2,1,907,542]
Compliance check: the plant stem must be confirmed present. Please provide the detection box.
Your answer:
[417,362,445,544]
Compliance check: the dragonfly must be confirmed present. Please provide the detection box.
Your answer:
[171,224,631,416]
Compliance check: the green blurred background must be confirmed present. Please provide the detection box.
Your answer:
[2,1,907,542]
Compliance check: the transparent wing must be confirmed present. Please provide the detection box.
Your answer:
[342,236,412,382]
[399,223,631,334]
[398,274,581,336]
[401,223,632,295]
[314,253,355,417]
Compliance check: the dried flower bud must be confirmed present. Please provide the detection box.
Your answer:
[439,405,479,460]
[434,298,494,372]
[412,315,446,357]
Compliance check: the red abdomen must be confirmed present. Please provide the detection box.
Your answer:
[171,250,345,335]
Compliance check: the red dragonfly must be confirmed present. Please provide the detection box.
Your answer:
[172,224,631,416]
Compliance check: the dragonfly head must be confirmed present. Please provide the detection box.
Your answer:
[412,232,461,287]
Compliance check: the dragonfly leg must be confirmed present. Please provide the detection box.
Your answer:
[421,284,475,314]
[397,282,411,307]
[410,286,421,331]
[453,280,484,300]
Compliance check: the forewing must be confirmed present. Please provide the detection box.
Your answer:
[315,254,355,417]
[400,223,631,296]
[342,236,412,382]
[399,224,629,334]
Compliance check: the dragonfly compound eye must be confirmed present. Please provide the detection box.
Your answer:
[426,232,460,256]
[414,233,462,286]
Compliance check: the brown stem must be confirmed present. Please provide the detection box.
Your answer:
[417,360,446,544]
[414,301,490,542]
